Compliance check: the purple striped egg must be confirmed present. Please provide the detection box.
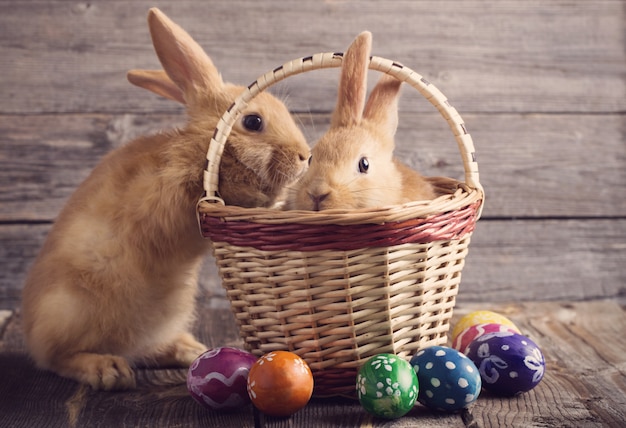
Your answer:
[187,347,258,411]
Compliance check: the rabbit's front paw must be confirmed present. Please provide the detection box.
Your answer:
[59,353,136,390]
[173,333,208,366]
[154,332,208,367]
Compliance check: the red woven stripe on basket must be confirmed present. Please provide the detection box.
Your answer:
[200,201,480,251]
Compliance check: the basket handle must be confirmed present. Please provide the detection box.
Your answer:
[201,52,483,214]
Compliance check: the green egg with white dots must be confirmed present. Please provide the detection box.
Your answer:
[356,353,419,419]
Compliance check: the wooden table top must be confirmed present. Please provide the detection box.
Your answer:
[1,298,624,427]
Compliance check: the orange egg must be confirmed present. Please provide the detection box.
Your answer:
[246,351,314,417]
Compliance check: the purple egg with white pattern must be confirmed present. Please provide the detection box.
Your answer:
[410,346,481,412]
[187,347,258,411]
[466,332,545,396]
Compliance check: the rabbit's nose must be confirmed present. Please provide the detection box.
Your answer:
[308,192,329,211]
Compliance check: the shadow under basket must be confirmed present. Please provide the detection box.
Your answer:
[197,52,485,397]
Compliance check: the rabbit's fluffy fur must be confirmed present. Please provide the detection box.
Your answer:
[21,8,309,390]
[286,32,439,211]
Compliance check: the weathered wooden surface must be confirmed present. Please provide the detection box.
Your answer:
[1,1,624,115]
[1,111,625,307]
[2,112,624,221]
[1,299,624,427]
[3,218,625,310]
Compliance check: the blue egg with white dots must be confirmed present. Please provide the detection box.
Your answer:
[410,346,481,412]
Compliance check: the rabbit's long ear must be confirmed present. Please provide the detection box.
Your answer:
[146,8,224,103]
[331,31,372,128]
[363,74,402,140]
[127,69,186,104]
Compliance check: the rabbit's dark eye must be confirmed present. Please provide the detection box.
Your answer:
[358,157,369,174]
[242,114,264,132]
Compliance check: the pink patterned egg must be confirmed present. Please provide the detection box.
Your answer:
[187,347,258,411]
[451,311,520,344]
[453,323,520,355]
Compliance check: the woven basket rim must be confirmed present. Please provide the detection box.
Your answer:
[199,183,481,227]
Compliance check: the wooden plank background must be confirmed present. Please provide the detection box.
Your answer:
[1,0,625,310]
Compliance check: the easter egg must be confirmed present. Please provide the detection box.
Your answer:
[247,351,313,417]
[466,332,545,396]
[453,323,521,355]
[451,310,520,343]
[410,346,481,412]
[187,347,258,411]
[356,354,419,419]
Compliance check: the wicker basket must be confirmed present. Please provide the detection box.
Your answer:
[196,52,484,397]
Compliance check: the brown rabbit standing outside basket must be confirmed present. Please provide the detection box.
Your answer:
[20,8,310,391]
